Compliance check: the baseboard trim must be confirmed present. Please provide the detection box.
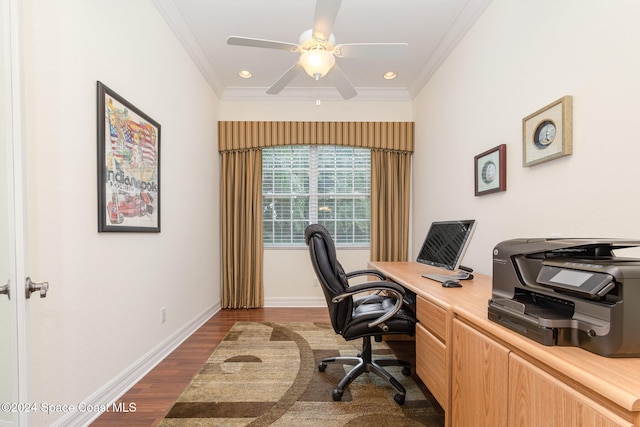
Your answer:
[53,303,220,427]
[264,297,326,307]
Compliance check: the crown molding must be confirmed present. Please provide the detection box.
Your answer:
[151,0,225,98]
[221,86,412,102]
[409,0,494,98]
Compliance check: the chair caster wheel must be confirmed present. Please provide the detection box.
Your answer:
[394,393,405,405]
[318,363,327,372]
[332,389,343,401]
[402,366,411,376]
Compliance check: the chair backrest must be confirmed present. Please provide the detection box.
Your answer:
[305,224,353,334]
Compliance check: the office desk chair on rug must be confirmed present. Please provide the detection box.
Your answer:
[305,224,417,405]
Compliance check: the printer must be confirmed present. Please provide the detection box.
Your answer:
[488,238,640,357]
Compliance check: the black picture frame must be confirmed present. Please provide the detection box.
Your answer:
[474,144,506,196]
[97,81,161,232]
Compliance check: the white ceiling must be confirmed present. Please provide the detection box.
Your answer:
[152,0,493,101]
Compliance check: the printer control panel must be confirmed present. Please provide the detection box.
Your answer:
[536,264,614,298]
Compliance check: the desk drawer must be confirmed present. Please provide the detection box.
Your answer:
[416,322,447,408]
[417,296,447,341]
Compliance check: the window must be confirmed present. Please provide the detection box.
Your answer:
[262,145,370,247]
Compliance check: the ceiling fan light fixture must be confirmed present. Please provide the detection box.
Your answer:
[300,48,335,79]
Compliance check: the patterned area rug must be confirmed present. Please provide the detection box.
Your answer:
[160,321,444,426]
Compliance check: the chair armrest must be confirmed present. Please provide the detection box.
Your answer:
[345,270,388,298]
[332,281,406,301]
[331,281,406,330]
[346,269,387,281]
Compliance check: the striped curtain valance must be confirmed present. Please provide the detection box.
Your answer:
[218,121,414,153]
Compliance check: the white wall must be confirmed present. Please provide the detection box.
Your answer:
[412,0,640,275]
[220,100,413,305]
[20,0,220,425]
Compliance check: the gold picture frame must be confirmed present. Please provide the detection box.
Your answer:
[522,95,572,167]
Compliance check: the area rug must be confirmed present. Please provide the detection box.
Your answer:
[160,321,444,426]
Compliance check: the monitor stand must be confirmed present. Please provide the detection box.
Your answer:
[422,266,474,283]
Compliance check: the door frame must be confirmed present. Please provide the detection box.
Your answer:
[4,0,29,424]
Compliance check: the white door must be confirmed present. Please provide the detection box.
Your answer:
[1,0,18,422]
[1,0,29,425]
[0,0,19,417]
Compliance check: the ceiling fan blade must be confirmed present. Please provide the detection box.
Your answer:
[266,62,304,95]
[327,63,357,100]
[334,43,409,59]
[312,0,342,42]
[227,36,299,52]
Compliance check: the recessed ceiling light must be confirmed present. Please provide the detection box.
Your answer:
[238,70,252,78]
[383,71,397,80]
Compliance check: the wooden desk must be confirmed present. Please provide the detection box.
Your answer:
[370,261,640,427]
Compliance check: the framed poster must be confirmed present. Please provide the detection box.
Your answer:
[474,144,506,196]
[97,81,160,232]
[522,96,573,166]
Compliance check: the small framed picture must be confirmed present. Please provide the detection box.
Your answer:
[474,144,506,196]
[522,96,572,167]
[97,81,161,232]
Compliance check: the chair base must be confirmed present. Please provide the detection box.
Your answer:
[318,335,412,405]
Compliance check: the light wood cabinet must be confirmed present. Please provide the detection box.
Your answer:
[416,294,447,340]
[452,319,634,427]
[451,319,509,427]
[509,354,633,427]
[415,296,448,409]
[416,323,447,406]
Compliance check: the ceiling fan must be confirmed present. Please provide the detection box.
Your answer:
[227,0,408,100]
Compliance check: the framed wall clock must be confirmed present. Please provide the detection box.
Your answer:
[522,95,573,166]
[474,144,506,196]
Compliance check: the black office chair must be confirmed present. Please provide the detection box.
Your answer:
[305,224,416,405]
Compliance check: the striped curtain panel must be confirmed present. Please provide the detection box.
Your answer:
[218,121,414,308]
[370,150,412,262]
[220,149,264,308]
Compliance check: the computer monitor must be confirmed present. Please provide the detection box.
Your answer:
[416,220,476,279]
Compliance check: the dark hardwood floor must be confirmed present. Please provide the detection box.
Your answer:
[91,307,442,426]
